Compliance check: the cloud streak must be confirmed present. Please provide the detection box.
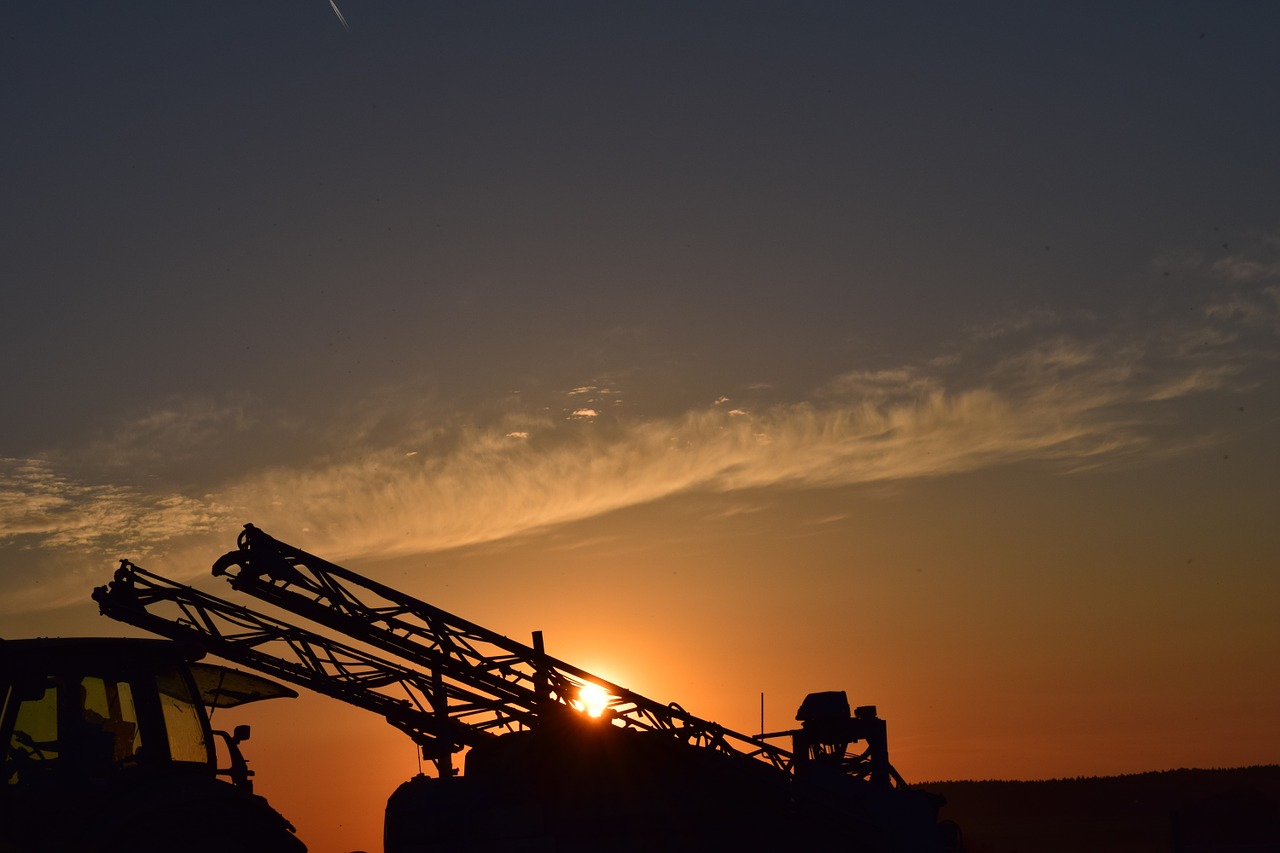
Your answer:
[2,269,1277,612]
[0,459,227,551]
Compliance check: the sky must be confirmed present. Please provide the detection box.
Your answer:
[3,2,1280,851]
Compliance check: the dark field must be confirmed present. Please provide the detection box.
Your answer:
[924,766,1280,853]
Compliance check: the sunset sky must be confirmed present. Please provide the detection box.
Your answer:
[3,3,1279,851]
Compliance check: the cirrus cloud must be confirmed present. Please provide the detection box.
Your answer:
[2,269,1276,612]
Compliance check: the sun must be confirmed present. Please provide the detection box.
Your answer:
[576,682,610,718]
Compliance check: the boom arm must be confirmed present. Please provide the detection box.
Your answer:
[92,561,499,766]
[94,525,793,777]
[211,524,793,774]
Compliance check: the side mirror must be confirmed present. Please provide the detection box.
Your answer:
[212,727,255,791]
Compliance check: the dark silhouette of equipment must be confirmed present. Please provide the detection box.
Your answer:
[91,523,959,851]
[786,691,907,787]
[0,637,304,853]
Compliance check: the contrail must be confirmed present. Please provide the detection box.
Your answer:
[329,0,351,32]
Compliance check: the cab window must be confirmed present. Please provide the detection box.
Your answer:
[80,676,142,765]
[4,678,59,785]
[155,666,210,764]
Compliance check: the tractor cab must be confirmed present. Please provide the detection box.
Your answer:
[2,637,305,853]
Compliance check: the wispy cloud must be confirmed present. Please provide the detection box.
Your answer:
[0,458,228,550]
[1161,230,1280,336]
[2,265,1277,612]
[77,400,257,472]
[1210,257,1280,283]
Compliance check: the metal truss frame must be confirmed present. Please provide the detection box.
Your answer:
[95,524,794,778]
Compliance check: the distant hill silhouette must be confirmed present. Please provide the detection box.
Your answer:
[921,765,1280,853]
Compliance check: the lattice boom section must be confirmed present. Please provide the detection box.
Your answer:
[211,524,794,774]
[92,562,529,753]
